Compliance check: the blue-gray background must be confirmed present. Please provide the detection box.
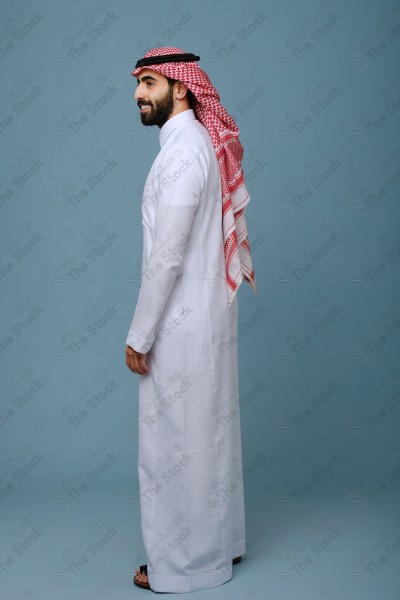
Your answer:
[1,0,399,598]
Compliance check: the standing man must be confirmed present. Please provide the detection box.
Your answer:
[125,47,256,593]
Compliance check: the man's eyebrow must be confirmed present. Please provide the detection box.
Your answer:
[136,75,157,83]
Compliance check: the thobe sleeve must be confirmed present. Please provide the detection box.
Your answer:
[125,143,204,353]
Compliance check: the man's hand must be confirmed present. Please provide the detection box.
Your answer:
[125,345,150,375]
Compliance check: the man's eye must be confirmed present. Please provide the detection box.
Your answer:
[147,82,154,87]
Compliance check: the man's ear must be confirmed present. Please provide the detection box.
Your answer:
[175,80,189,100]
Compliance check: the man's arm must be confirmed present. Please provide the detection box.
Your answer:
[125,143,204,365]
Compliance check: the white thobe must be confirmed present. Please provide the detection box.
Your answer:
[126,108,246,593]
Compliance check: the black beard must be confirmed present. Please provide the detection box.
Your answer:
[139,85,174,128]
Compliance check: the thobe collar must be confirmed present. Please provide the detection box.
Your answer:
[159,108,197,148]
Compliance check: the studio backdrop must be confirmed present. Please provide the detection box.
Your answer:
[0,1,399,599]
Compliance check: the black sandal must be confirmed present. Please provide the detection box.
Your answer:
[133,556,242,590]
[133,564,151,590]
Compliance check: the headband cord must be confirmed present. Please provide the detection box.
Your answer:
[135,53,200,69]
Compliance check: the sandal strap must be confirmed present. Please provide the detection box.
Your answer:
[139,564,148,574]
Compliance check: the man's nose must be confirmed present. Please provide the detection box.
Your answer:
[134,85,143,100]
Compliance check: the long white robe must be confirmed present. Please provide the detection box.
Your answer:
[126,108,246,593]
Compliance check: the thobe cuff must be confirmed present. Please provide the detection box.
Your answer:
[125,330,153,354]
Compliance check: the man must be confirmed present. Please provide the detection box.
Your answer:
[125,47,256,593]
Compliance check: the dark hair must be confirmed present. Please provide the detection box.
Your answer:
[166,76,194,108]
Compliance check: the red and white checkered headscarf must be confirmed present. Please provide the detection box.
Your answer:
[131,46,257,306]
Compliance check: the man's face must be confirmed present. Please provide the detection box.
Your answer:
[134,69,175,127]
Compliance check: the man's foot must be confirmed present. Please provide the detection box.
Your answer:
[134,565,150,589]
[133,556,242,589]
